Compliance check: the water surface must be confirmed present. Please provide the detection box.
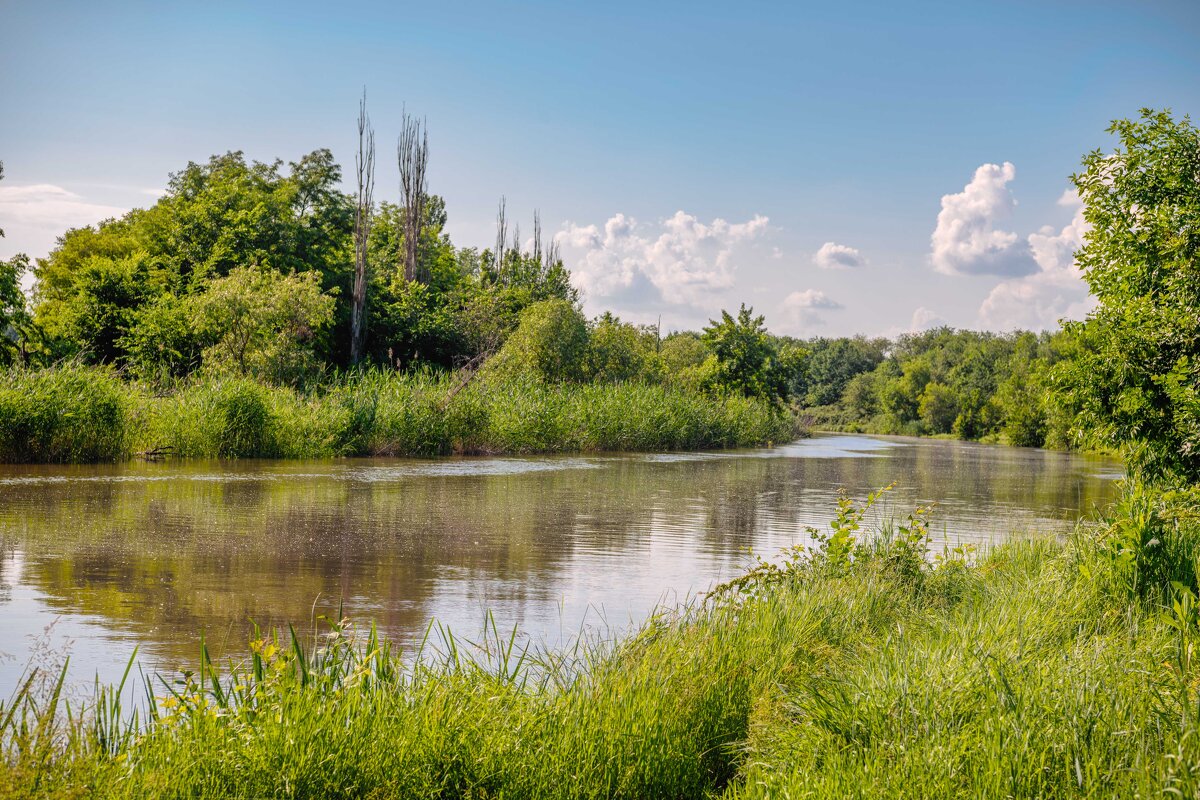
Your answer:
[0,434,1121,693]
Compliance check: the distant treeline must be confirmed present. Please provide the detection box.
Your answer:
[782,328,1077,449]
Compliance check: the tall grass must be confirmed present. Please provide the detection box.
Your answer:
[0,365,798,463]
[5,485,1200,798]
[0,364,131,463]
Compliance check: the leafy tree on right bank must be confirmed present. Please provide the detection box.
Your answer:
[1055,109,1200,482]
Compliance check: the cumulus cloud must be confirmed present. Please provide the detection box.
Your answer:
[784,289,842,311]
[909,307,946,332]
[554,210,769,311]
[780,288,842,331]
[812,241,866,270]
[976,193,1093,330]
[931,162,1037,277]
[0,183,128,261]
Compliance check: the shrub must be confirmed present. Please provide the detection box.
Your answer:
[147,377,280,459]
[0,364,130,462]
[486,299,589,383]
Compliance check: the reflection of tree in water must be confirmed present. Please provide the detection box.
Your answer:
[0,440,1122,667]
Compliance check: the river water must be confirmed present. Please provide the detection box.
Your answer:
[0,434,1122,694]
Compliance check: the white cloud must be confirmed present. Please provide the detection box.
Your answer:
[909,306,946,332]
[784,289,842,310]
[0,183,128,262]
[812,241,866,270]
[976,194,1093,330]
[554,210,770,311]
[930,162,1037,277]
[780,288,842,332]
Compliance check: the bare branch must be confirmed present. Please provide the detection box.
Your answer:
[398,110,429,283]
[494,196,508,279]
[350,88,375,364]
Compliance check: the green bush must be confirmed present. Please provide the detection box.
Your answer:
[486,299,590,383]
[147,377,280,459]
[0,364,130,462]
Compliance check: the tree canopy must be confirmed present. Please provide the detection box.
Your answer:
[1056,109,1200,481]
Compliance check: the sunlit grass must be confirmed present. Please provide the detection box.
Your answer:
[0,365,797,463]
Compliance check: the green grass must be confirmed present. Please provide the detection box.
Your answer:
[0,364,131,462]
[5,485,1200,798]
[0,365,798,463]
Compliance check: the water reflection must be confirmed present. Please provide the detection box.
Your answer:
[0,434,1121,692]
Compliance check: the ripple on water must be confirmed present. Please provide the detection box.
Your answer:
[338,457,604,480]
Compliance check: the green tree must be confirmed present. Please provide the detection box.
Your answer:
[0,254,32,366]
[486,299,590,383]
[119,293,199,381]
[33,150,353,365]
[0,163,34,365]
[587,313,660,383]
[660,332,708,376]
[190,266,335,384]
[798,336,887,406]
[35,252,154,363]
[701,305,798,403]
[1056,109,1200,481]
[918,382,959,434]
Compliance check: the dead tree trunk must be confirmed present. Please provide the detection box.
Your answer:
[491,196,508,285]
[350,89,375,364]
[398,111,429,283]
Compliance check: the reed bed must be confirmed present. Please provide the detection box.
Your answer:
[0,366,797,463]
[4,486,1200,798]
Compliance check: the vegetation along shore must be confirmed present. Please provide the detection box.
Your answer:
[3,98,1200,796]
[0,109,1168,465]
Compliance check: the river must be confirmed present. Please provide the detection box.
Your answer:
[0,433,1122,695]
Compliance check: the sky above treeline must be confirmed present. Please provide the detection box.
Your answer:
[2,0,1198,337]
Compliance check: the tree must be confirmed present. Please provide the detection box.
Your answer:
[1055,109,1200,481]
[701,305,798,403]
[0,254,31,366]
[0,162,34,365]
[190,266,335,384]
[398,111,429,283]
[660,332,708,376]
[587,313,660,383]
[119,293,198,381]
[36,252,154,363]
[798,336,887,406]
[33,150,353,364]
[918,382,959,434]
[350,90,376,364]
[483,200,578,305]
[486,299,589,383]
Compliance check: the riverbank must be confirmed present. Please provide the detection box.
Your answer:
[3,484,1198,798]
[800,404,1119,455]
[0,365,798,463]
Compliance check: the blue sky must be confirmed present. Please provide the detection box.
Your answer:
[2,0,1198,335]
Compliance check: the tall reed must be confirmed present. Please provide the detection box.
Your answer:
[0,365,797,463]
[0,364,132,462]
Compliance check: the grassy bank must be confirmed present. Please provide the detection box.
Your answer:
[4,485,1200,798]
[0,365,797,463]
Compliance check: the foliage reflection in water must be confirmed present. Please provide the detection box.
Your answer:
[0,434,1121,694]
